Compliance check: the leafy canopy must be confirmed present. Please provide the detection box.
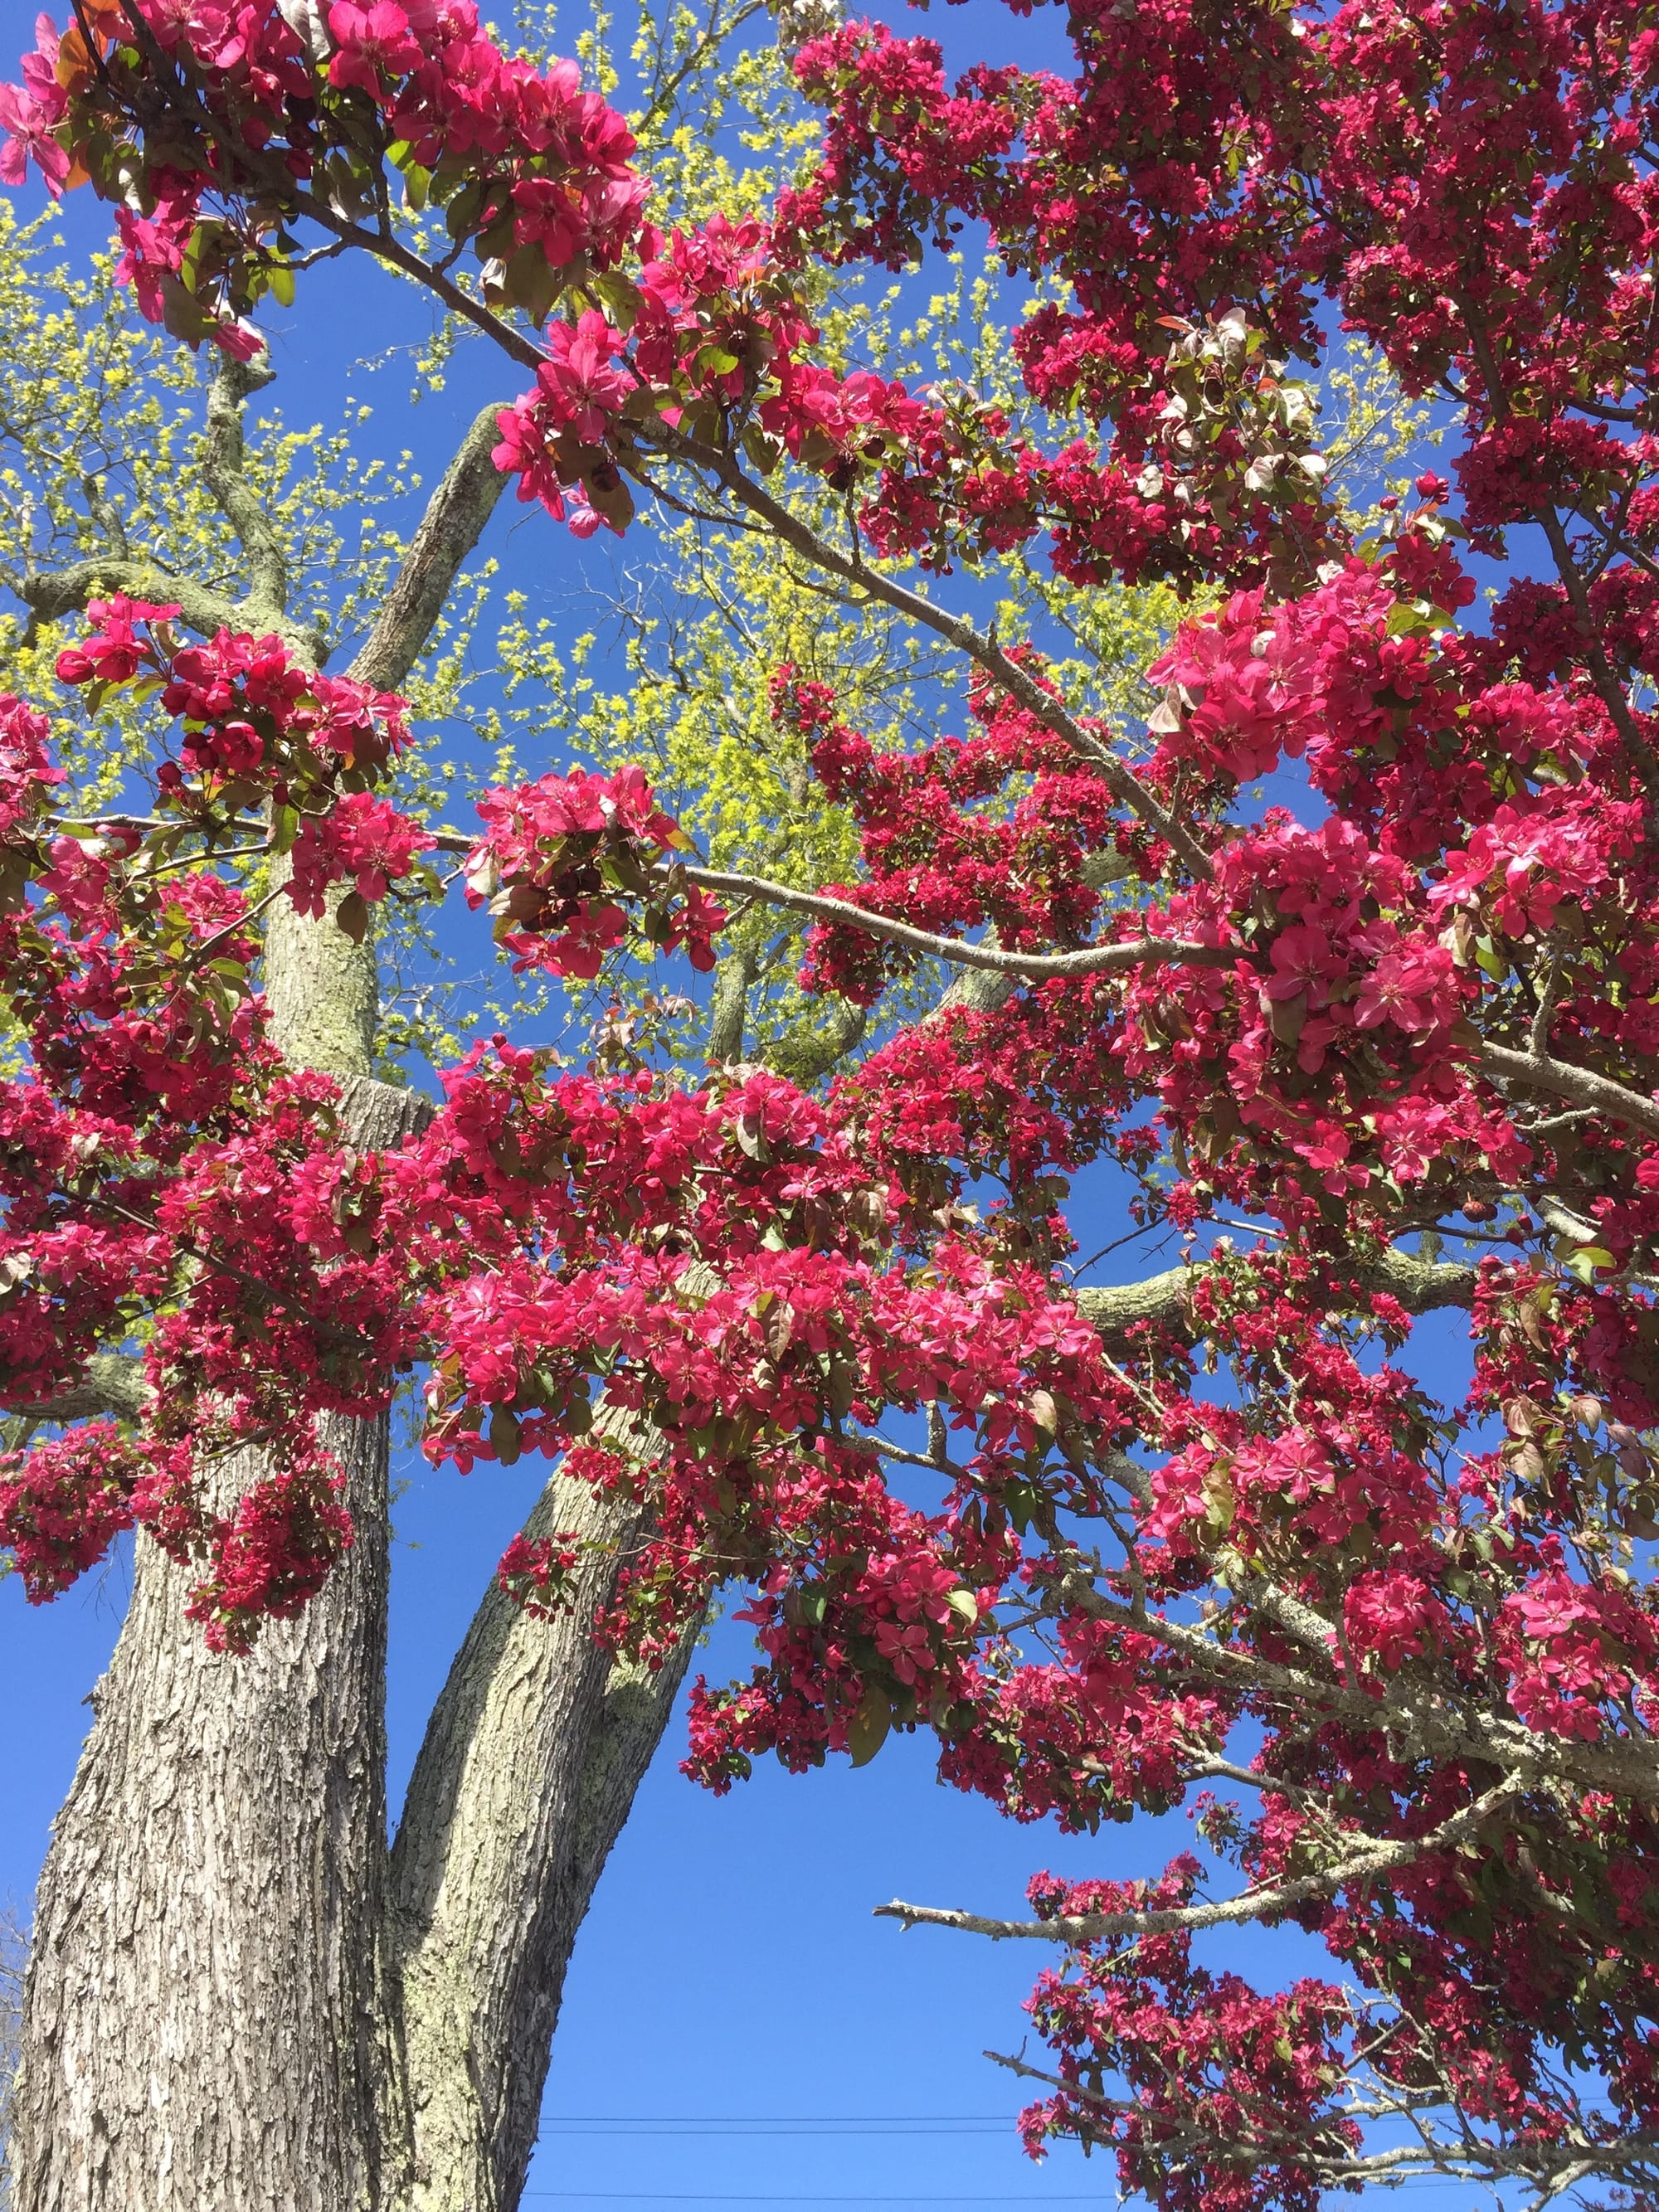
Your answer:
[2,1,1657,2207]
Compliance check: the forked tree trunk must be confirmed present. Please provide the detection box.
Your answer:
[9,383,693,2210]
[12,897,693,2212]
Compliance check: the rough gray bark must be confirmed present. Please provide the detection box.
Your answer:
[391,1467,697,2212]
[4,1355,146,1427]
[348,406,508,694]
[10,370,694,2212]
[12,1061,421,2212]
[1073,1244,1479,1347]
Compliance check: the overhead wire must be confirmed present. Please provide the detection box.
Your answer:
[523,2195,1106,2205]
[529,2114,1485,2196]
[539,2121,1014,2137]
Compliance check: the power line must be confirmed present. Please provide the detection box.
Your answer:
[542,2119,1018,2126]
[524,2187,1506,2205]
[540,2127,1011,2138]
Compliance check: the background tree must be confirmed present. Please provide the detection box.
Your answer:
[0,1903,23,2212]
[5,3,1657,2212]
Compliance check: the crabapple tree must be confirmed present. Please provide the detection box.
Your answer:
[3,2,1659,2210]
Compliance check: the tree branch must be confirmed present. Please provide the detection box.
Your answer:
[1059,1575,1659,1802]
[389,1407,698,2212]
[978,2049,1611,2195]
[679,863,1237,980]
[706,946,755,1064]
[875,1776,1524,1942]
[1,1350,148,1426]
[1481,1042,1659,1141]
[17,355,318,656]
[202,353,289,621]
[1072,1244,1480,1346]
[18,557,249,643]
[346,402,511,691]
[111,0,547,382]
[1452,290,1659,806]
[646,426,1217,882]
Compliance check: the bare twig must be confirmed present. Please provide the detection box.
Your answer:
[678,863,1237,980]
[874,1777,1525,1943]
[1481,1042,1659,1141]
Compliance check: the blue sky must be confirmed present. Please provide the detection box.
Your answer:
[0,0,1512,2202]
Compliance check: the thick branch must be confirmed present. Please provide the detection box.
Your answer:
[18,557,247,642]
[203,354,289,619]
[876,1776,1523,1942]
[389,1409,696,2212]
[1481,1042,1659,1141]
[682,863,1236,980]
[347,403,511,691]
[1,1350,147,1424]
[1073,1244,1480,1345]
[707,947,755,1064]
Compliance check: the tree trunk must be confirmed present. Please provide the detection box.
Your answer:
[8,380,693,2212]
[12,1417,406,2211]
[390,1466,695,2212]
[12,894,415,2211]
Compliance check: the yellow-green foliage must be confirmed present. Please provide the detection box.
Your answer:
[0,6,1442,1096]
[0,202,423,805]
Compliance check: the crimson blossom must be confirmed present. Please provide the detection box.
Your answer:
[7,1,1659,2207]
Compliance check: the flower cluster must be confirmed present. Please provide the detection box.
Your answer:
[495,1529,586,1618]
[1,2,646,356]
[286,794,436,922]
[466,766,726,978]
[1022,1858,1360,2212]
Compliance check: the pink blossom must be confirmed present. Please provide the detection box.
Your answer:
[0,15,68,195]
[327,0,421,91]
[534,310,631,444]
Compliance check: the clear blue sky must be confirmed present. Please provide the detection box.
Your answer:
[0,0,1500,2201]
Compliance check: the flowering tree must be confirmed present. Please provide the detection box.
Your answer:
[2,1,1659,2209]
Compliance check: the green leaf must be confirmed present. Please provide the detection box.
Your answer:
[1003,1480,1039,1534]
[504,242,561,328]
[1563,1244,1616,1284]
[1473,936,1507,980]
[335,891,371,944]
[445,177,485,242]
[848,1688,892,1767]
[591,270,644,333]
